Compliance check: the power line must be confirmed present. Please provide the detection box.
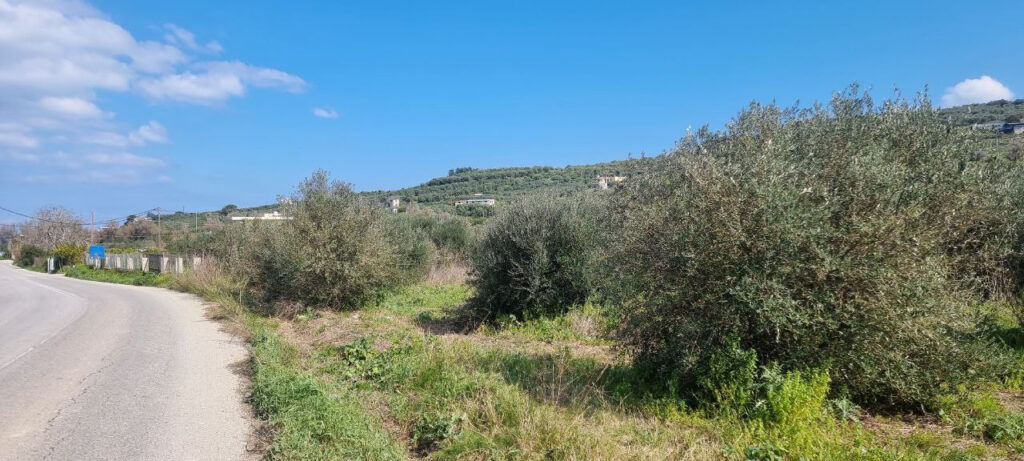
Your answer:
[0,205,157,228]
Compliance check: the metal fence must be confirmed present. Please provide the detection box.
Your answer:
[83,253,203,274]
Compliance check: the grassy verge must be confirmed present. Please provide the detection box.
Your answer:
[16,263,47,273]
[249,329,406,460]
[63,267,1024,459]
[278,285,1023,459]
[64,265,170,286]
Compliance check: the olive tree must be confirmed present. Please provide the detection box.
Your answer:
[607,88,1023,408]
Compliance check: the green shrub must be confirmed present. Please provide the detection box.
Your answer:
[51,243,86,267]
[106,247,140,254]
[470,192,607,320]
[454,204,494,218]
[236,221,303,310]
[237,170,432,313]
[430,219,472,254]
[397,214,474,256]
[608,87,1023,408]
[700,339,758,415]
[18,245,46,267]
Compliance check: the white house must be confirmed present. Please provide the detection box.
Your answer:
[454,194,496,206]
[230,211,293,221]
[385,196,401,212]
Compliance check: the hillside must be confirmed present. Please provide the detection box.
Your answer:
[938,99,1024,126]
[347,103,1024,211]
[361,158,656,210]
[158,103,1022,222]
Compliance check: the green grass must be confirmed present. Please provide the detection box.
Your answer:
[933,388,1024,451]
[64,265,170,286]
[367,284,472,317]
[294,286,1007,460]
[249,331,405,460]
[17,263,47,273]
[479,302,615,345]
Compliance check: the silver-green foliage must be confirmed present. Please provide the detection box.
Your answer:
[608,87,1024,408]
[470,192,607,320]
[236,170,432,312]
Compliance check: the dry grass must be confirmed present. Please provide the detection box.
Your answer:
[425,256,469,286]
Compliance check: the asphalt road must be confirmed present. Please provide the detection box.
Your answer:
[0,261,254,460]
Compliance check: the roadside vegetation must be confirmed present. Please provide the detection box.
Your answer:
[57,88,1024,459]
[64,265,170,286]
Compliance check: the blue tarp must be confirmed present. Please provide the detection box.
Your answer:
[89,245,105,260]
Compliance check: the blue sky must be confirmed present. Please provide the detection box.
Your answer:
[0,0,1021,223]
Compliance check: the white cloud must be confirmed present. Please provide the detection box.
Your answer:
[137,61,306,105]
[164,24,222,54]
[130,121,168,144]
[39,96,105,118]
[0,123,39,148]
[205,40,223,54]
[82,121,169,147]
[313,107,339,119]
[197,61,307,92]
[0,150,40,162]
[941,76,1014,107]
[85,151,165,167]
[137,71,246,104]
[0,0,305,184]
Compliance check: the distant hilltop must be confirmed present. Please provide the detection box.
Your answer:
[361,158,655,211]
[195,102,1024,219]
[937,99,1024,126]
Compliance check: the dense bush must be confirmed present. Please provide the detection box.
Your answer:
[470,192,607,320]
[51,243,86,267]
[454,204,495,218]
[398,214,474,256]
[236,171,431,313]
[607,88,1024,408]
[18,245,46,267]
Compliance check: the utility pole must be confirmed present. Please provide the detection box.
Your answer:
[156,207,162,252]
[90,210,95,245]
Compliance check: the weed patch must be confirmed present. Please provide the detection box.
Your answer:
[249,332,405,460]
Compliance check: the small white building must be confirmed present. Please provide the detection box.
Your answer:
[595,175,626,190]
[230,211,293,221]
[454,194,496,206]
[385,196,401,213]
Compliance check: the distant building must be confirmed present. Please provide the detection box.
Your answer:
[973,122,1024,134]
[454,194,496,206]
[1001,122,1024,135]
[972,122,1004,131]
[230,211,293,221]
[595,175,626,190]
[385,196,401,213]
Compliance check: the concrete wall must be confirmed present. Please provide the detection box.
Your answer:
[84,253,202,274]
